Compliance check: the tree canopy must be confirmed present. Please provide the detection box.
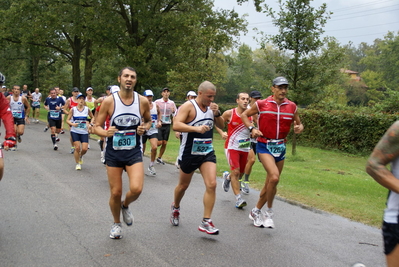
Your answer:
[0,0,247,94]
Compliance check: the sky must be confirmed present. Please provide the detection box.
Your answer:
[213,0,399,49]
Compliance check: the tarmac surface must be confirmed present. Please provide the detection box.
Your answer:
[0,121,386,266]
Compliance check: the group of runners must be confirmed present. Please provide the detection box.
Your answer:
[0,68,306,238]
[2,68,398,266]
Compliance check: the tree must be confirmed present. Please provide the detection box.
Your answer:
[97,0,247,92]
[259,0,342,154]
[0,0,98,88]
[0,0,248,93]
[377,31,399,90]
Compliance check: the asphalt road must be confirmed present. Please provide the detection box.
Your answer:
[0,121,386,267]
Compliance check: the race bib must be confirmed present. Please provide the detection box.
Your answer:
[238,138,251,149]
[49,110,60,119]
[75,120,87,129]
[32,101,40,107]
[161,115,170,123]
[113,130,136,150]
[191,138,213,155]
[12,111,22,118]
[267,140,285,157]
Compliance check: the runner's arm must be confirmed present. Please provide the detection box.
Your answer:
[0,94,16,139]
[366,121,399,193]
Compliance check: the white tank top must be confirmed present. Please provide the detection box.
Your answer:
[178,99,214,160]
[384,158,399,223]
[71,106,89,134]
[10,96,25,119]
[146,102,158,136]
[106,91,142,159]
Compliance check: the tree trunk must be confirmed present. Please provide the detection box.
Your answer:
[71,36,82,88]
[31,56,40,88]
[84,39,94,89]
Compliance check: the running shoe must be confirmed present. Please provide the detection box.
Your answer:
[109,223,122,239]
[53,144,58,151]
[170,203,180,226]
[70,147,75,154]
[97,139,102,149]
[75,163,81,170]
[100,151,106,164]
[9,147,16,151]
[235,198,247,209]
[263,210,275,229]
[198,219,219,235]
[56,137,60,142]
[241,181,250,194]
[35,119,39,123]
[249,208,263,227]
[79,157,83,165]
[156,157,165,165]
[17,135,21,143]
[222,171,230,192]
[121,202,133,226]
[148,165,156,176]
[60,130,65,134]
[43,127,48,132]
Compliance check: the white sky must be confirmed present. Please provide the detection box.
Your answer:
[213,0,399,49]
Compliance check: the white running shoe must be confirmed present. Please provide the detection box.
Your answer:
[198,219,219,235]
[100,151,105,164]
[53,144,58,151]
[75,163,81,170]
[249,208,263,227]
[222,171,230,192]
[241,181,250,194]
[121,202,133,226]
[170,203,180,226]
[109,223,122,239]
[263,210,275,229]
[148,165,156,176]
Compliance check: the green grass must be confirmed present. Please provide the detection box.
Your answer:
[144,131,386,228]
[37,102,385,228]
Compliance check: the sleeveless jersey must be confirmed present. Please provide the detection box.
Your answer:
[256,95,297,142]
[224,108,252,152]
[178,99,214,161]
[10,96,25,119]
[69,97,78,109]
[85,97,95,119]
[105,91,142,162]
[146,102,158,136]
[384,158,399,223]
[85,97,95,111]
[70,106,89,134]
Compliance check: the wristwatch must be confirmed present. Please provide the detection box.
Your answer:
[248,126,255,132]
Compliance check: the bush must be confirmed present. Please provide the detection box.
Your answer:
[291,109,399,155]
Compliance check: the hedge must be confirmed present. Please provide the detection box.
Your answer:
[291,109,399,155]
